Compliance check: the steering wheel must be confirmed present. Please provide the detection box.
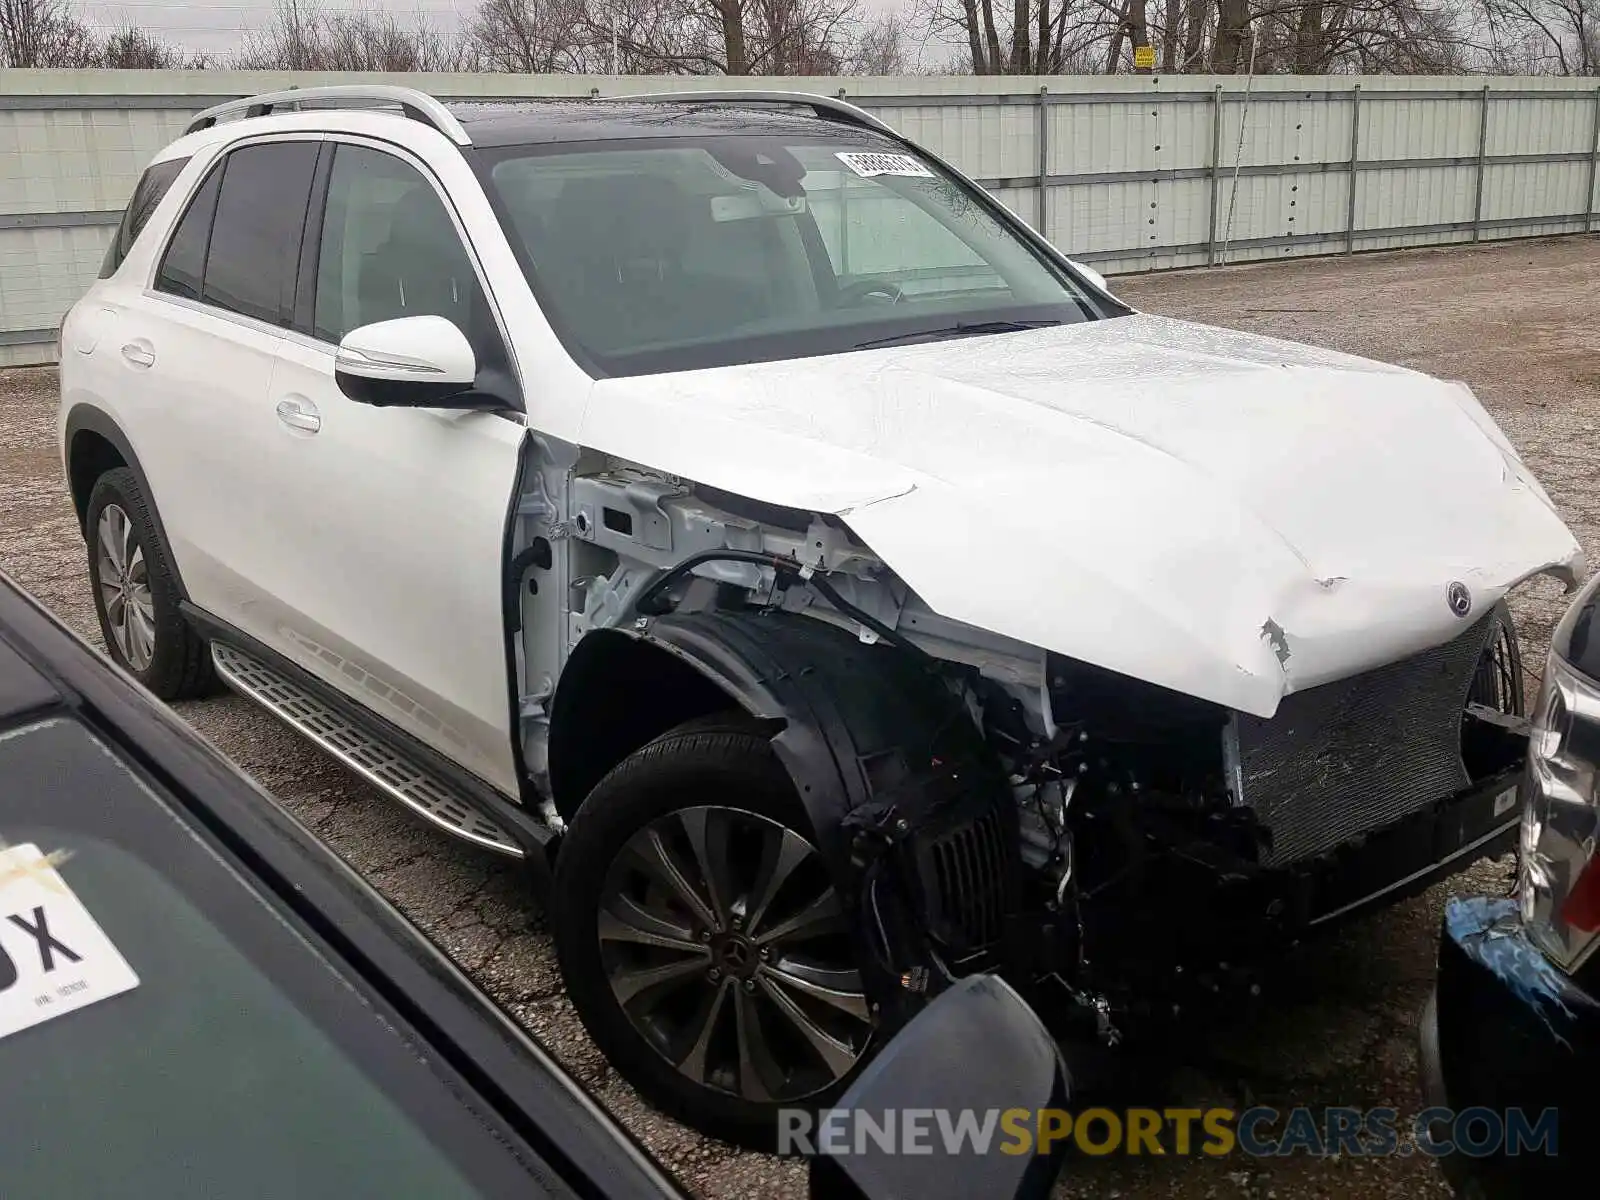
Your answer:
[838,279,904,307]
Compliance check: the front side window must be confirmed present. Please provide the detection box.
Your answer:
[480,132,1113,376]
[100,156,190,279]
[313,143,495,361]
[154,141,318,326]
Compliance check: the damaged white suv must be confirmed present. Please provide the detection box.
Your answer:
[60,85,1582,1146]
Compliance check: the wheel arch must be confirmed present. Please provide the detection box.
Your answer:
[63,404,189,601]
[546,611,975,866]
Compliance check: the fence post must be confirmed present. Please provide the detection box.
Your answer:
[1207,84,1223,267]
[1471,84,1491,243]
[1587,86,1600,234]
[1037,86,1049,240]
[1345,84,1362,254]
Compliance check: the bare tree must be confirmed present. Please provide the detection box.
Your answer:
[846,10,909,71]
[99,23,207,69]
[1478,0,1600,73]
[914,0,1477,74]
[546,0,892,75]
[471,0,593,72]
[1,0,97,67]
[909,0,1126,73]
[234,1,478,71]
[1242,0,1470,73]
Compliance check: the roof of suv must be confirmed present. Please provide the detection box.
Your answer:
[446,99,890,148]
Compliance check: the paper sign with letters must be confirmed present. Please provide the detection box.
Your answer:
[0,842,139,1041]
[835,152,935,180]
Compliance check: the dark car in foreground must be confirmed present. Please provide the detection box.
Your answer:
[0,568,685,1200]
[1421,570,1600,1196]
[0,565,1071,1200]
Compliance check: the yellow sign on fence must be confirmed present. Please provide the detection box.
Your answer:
[1133,45,1156,69]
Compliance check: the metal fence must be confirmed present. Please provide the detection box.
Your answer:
[4,69,1599,366]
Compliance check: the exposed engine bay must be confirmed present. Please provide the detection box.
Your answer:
[518,455,1533,1042]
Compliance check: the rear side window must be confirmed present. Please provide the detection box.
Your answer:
[155,167,222,301]
[99,157,190,279]
[202,142,320,326]
[153,141,319,327]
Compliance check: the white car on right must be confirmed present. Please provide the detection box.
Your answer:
[59,85,1582,1148]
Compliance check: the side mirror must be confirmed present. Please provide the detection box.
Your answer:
[806,975,1071,1200]
[334,315,488,409]
[1067,259,1112,295]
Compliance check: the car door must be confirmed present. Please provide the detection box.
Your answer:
[262,138,526,797]
[108,138,323,636]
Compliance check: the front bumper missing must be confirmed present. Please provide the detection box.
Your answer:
[1295,766,1524,928]
[1187,765,1525,946]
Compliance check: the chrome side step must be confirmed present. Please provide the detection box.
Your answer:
[211,642,524,858]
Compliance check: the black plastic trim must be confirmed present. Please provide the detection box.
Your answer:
[334,368,499,410]
[292,140,334,336]
[0,571,679,1200]
[556,611,992,868]
[1301,764,1525,928]
[60,404,192,600]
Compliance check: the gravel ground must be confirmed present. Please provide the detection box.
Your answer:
[4,234,1598,1199]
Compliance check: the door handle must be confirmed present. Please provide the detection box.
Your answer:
[120,340,155,369]
[275,396,321,434]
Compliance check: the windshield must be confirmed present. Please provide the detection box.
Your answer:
[479,133,1107,376]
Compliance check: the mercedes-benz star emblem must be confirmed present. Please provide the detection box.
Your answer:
[1446,581,1473,618]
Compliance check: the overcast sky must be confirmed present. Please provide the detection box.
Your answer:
[82,1,492,53]
[78,0,918,58]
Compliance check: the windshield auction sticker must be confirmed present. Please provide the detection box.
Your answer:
[0,842,139,1041]
[835,152,935,179]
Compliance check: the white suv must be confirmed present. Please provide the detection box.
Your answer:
[59,85,1583,1146]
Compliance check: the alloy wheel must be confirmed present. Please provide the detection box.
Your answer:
[598,805,872,1102]
[96,503,156,671]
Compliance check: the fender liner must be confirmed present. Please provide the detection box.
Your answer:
[555,610,996,870]
[552,610,1017,1031]
[62,404,190,601]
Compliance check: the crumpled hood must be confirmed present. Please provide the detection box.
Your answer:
[582,314,1583,717]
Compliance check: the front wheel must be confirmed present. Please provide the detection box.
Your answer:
[551,716,874,1149]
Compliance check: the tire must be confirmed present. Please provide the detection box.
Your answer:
[84,467,217,700]
[552,715,874,1150]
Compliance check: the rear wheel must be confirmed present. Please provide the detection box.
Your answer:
[84,468,216,699]
[551,716,874,1148]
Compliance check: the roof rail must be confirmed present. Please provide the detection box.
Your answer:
[185,85,469,146]
[608,90,897,138]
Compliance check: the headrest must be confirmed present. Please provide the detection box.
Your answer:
[384,185,457,252]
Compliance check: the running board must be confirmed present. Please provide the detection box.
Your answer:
[211,642,524,858]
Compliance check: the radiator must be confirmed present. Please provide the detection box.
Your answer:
[1229,606,1509,867]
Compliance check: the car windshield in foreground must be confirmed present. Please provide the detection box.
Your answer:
[0,716,556,1199]
[478,133,1105,376]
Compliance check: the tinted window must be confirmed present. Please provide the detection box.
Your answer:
[100,157,190,279]
[202,141,319,326]
[154,165,223,302]
[313,144,493,353]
